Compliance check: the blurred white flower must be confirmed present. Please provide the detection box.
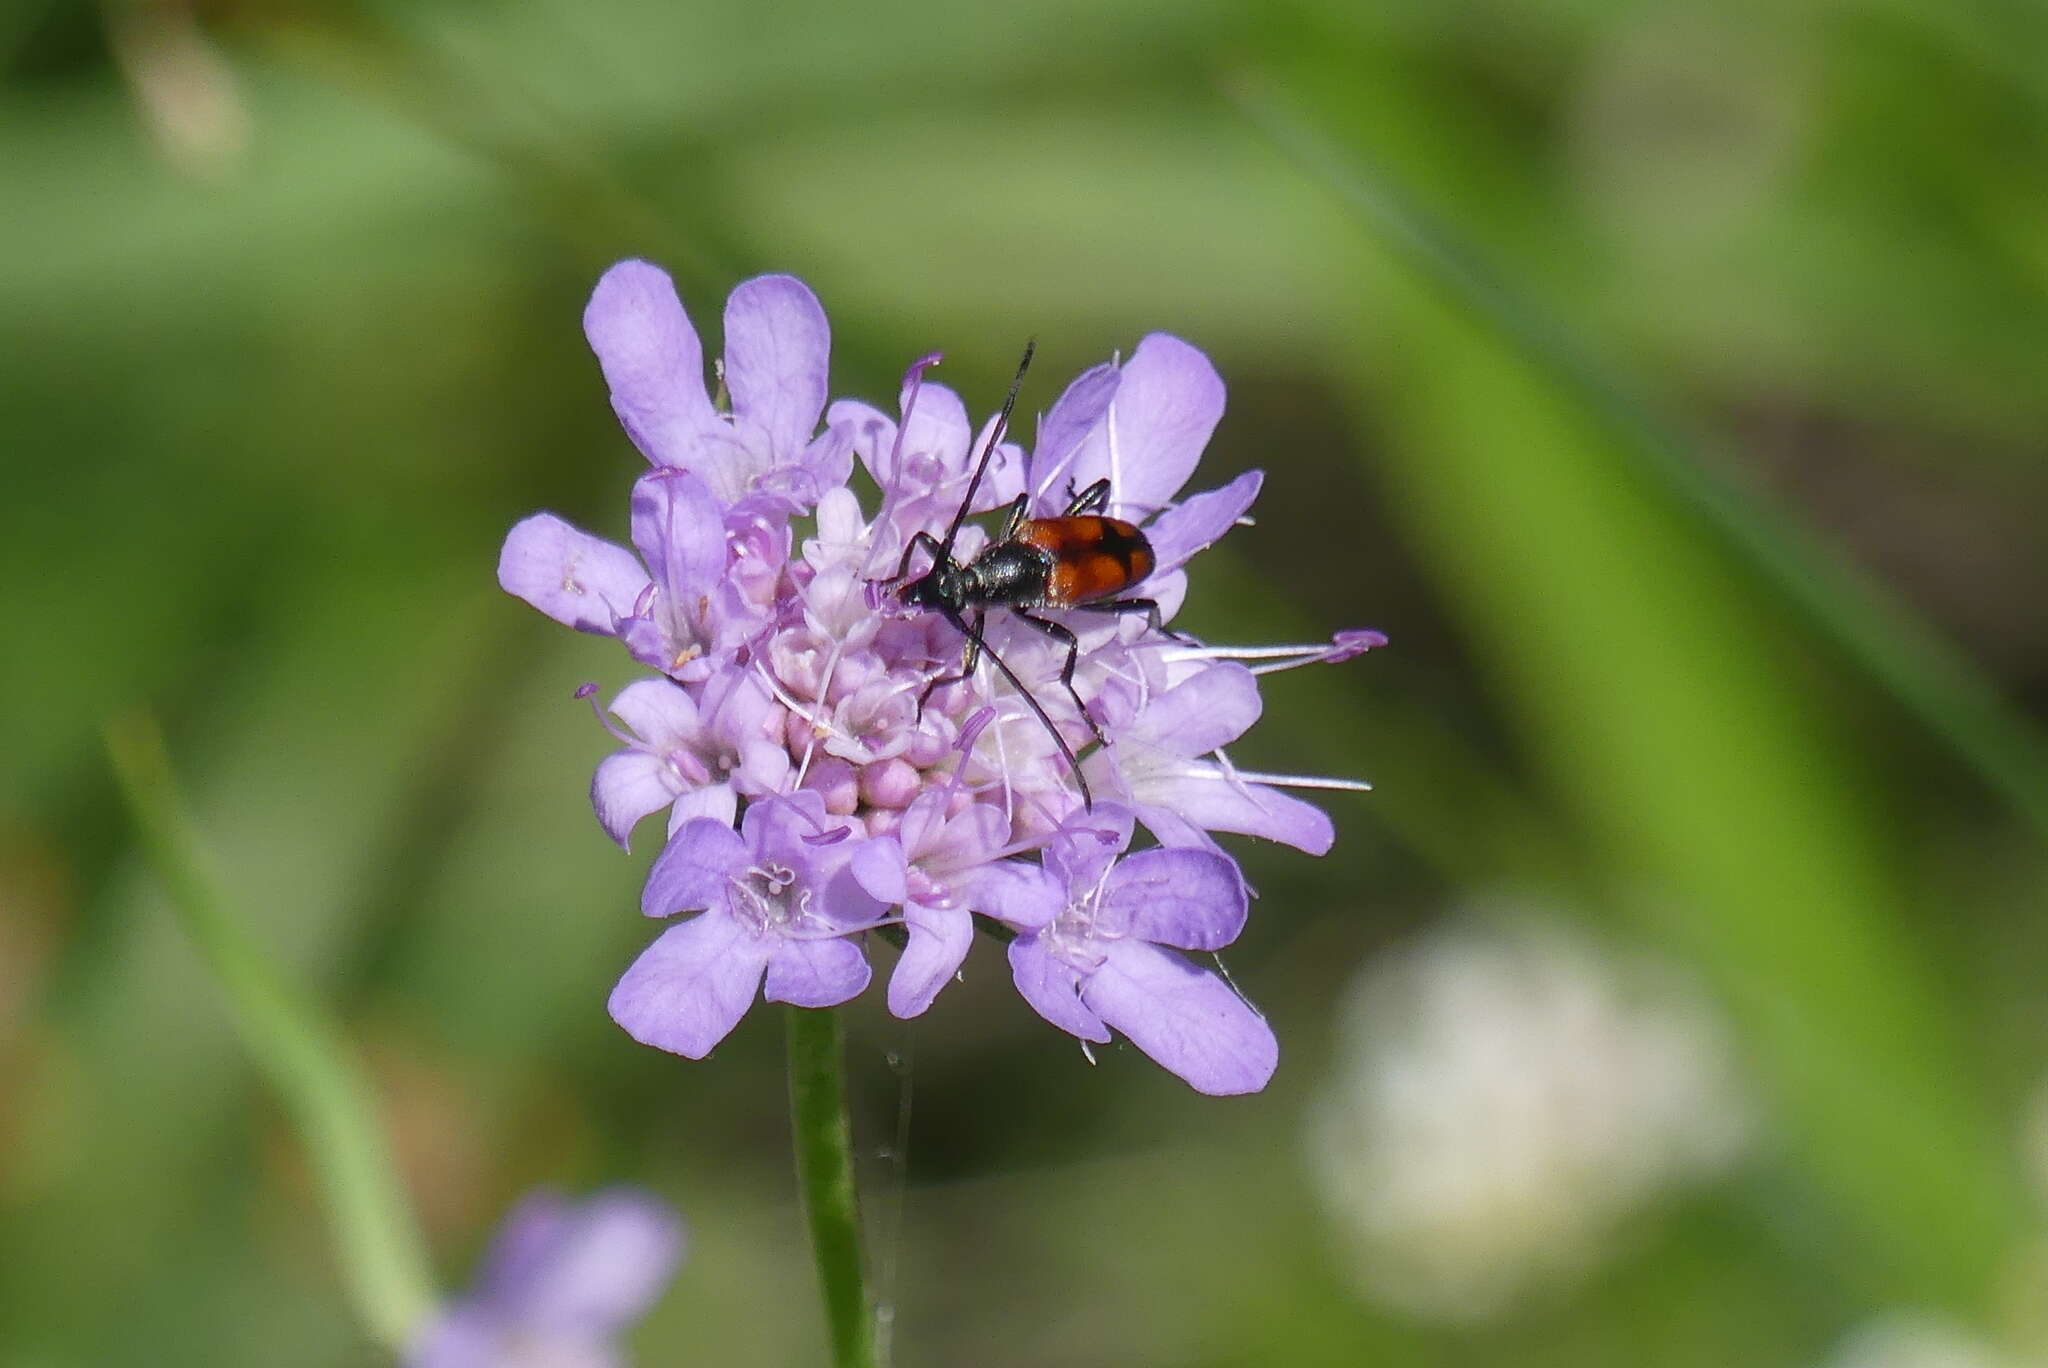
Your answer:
[1820,1312,2017,1368]
[1307,912,1752,1321]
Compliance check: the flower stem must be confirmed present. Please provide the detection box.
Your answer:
[105,712,436,1351]
[785,1005,879,1368]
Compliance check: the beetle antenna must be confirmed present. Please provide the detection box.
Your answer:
[939,338,1035,558]
[949,607,1092,810]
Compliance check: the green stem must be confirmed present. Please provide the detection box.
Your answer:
[105,713,436,1351]
[785,1006,879,1368]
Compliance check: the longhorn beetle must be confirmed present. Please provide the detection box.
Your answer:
[891,342,1188,808]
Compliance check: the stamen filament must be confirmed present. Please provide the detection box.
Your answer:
[1179,765,1375,792]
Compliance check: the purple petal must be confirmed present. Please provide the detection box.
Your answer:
[1125,799,1222,853]
[827,398,899,487]
[887,901,973,1018]
[642,819,746,917]
[1080,940,1277,1095]
[1123,663,1260,758]
[797,425,856,504]
[763,937,872,1007]
[468,1189,575,1305]
[724,274,829,462]
[1137,770,1335,855]
[607,678,701,749]
[1042,806,1134,892]
[896,380,972,478]
[666,781,738,833]
[404,1306,516,1368]
[1145,469,1263,575]
[516,1190,686,1337]
[740,790,835,864]
[958,859,1064,931]
[592,749,675,850]
[584,259,718,468]
[1008,935,1110,1042]
[848,836,908,905]
[1047,336,1223,519]
[962,412,1028,511]
[1099,333,1225,516]
[1144,567,1188,624]
[498,514,649,635]
[1027,360,1119,510]
[609,911,772,1059]
[735,739,792,796]
[630,469,725,600]
[902,795,1006,875]
[1102,846,1248,950]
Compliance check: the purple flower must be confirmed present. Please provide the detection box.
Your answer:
[1085,661,1338,855]
[587,672,789,846]
[583,259,849,514]
[609,792,888,1058]
[847,786,1010,1017]
[828,354,1025,542]
[504,260,1384,1091]
[980,807,1278,1096]
[407,1187,683,1368]
[499,466,772,683]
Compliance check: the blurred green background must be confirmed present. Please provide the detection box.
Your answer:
[5,0,2048,1363]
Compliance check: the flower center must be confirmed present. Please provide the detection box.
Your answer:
[729,862,811,931]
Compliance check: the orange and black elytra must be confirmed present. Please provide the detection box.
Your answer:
[888,341,1188,808]
[1017,515,1156,605]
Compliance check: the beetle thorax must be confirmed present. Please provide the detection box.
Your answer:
[961,541,1053,607]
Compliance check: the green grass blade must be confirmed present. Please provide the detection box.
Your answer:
[104,713,436,1351]
[1231,76,2048,841]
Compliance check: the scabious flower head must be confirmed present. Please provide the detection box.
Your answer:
[500,259,1383,1092]
[408,1187,683,1368]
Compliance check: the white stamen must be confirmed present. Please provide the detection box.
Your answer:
[1179,764,1374,793]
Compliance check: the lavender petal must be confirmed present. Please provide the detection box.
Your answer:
[763,936,872,1008]
[887,900,974,1019]
[497,514,649,635]
[1145,469,1263,575]
[1138,769,1336,855]
[516,1189,687,1336]
[724,274,831,465]
[1027,359,1120,510]
[629,468,726,601]
[591,749,676,850]
[1102,846,1248,950]
[1007,935,1111,1043]
[584,258,719,468]
[609,911,773,1059]
[1080,939,1277,1095]
[641,818,746,917]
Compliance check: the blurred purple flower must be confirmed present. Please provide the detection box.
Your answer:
[407,1187,682,1368]
[501,260,1383,1090]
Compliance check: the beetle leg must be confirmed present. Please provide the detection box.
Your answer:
[996,493,1031,541]
[1069,597,1192,643]
[1011,610,1104,744]
[890,531,948,584]
[1063,478,1112,517]
[953,611,1093,809]
[917,609,986,718]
